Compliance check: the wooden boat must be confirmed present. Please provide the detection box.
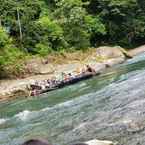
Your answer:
[30,72,97,96]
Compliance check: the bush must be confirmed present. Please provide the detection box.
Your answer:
[0,26,25,78]
[23,16,65,53]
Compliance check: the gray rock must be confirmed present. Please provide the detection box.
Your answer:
[85,139,115,145]
[96,46,125,59]
[128,45,145,56]
[103,58,125,67]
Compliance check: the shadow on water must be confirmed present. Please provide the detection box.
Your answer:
[0,55,145,145]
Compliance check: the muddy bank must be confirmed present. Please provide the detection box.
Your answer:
[0,45,145,101]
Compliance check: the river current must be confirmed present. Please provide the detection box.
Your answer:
[1,53,145,145]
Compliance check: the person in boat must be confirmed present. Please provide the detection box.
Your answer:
[30,87,40,96]
[61,72,69,82]
[75,67,82,76]
[47,79,53,87]
[86,65,96,74]
[68,73,74,79]
[40,80,47,90]
[65,73,75,81]
[61,72,65,80]
[30,81,41,91]
[44,79,50,88]
[52,77,57,86]
[22,139,51,145]
[81,67,86,74]
[46,76,57,88]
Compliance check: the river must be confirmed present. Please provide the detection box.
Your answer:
[0,53,145,145]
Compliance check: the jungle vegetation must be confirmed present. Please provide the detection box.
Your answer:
[0,0,145,77]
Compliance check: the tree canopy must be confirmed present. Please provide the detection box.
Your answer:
[0,0,145,76]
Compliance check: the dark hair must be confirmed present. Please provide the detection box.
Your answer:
[22,139,51,145]
[71,143,88,145]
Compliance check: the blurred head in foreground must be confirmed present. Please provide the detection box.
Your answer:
[71,143,88,145]
[22,139,51,145]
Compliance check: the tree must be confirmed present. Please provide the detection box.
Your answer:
[23,16,64,54]
[53,0,106,50]
[0,26,22,65]
[87,0,145,47]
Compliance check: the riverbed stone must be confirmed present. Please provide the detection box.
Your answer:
[96,46,125,59]
[85,139,115,145]
[103,57,125,67]
[87,62,106,73]
[37,64,55,75]
[128,44,145,56]
[55,63,84,74]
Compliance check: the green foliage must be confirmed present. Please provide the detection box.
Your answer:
[0,26,24,77]
[35,42,52,56]
[1,0,145,52]
[23,16,64,53]
[85,15,106,35]
[0,27,12,49]
[1,0,145,77]
[54,0,106,49]
[87,0,145,47]
[37,16,63,41]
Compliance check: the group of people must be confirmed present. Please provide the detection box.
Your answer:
[59,65,96,82]
[29,65,96,96]
[30,78,60,96]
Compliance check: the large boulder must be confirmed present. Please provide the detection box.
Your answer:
[96,46,125,59]
[37,64,55,75]
[24,57,55,75]
[55,63,84,74]
[86,62,106,73]
[128,44,145,56]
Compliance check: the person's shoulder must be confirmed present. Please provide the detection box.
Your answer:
[22,139,52,145]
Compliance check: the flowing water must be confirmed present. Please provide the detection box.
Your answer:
[1,53,145,145]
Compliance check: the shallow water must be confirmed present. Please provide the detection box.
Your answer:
[1,53,145,145]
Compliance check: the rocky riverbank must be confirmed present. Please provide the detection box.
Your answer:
[0,45,144,102]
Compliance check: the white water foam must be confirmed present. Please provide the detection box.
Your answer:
[41,107,51,111]
[15,110,31,121]
[0,118,7,124]
[13,107,50,121]
[7,93,92,122]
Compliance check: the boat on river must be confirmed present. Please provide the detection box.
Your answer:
[29,71,97,96]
